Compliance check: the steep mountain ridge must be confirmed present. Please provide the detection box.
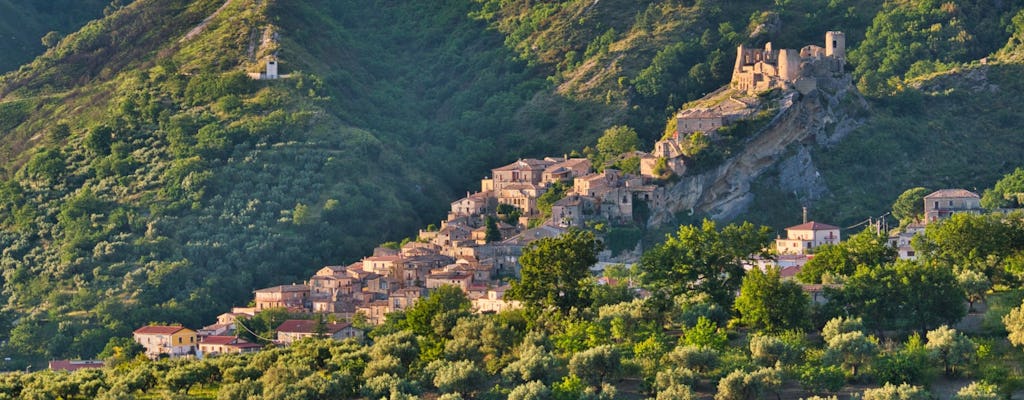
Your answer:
[651,76,867,225]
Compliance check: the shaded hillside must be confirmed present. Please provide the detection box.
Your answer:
[0,0,110,73]
[0,0,598,365]
[741,1,1024,229]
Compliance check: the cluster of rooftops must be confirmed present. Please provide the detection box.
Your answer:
[53,155,982,365]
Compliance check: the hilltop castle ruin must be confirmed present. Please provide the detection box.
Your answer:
[732,31,845,94]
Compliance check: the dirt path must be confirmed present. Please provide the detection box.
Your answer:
[180,0,233,42]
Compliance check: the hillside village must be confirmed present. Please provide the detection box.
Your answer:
[120,167,984,361]
[86,32,996,362]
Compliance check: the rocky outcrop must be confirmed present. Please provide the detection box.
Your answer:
[649,75,867,226]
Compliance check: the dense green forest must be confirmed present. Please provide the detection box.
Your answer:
[0,0,112,73]
[2,0,1024,373]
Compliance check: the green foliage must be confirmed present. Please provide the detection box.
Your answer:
[850,0,1023,96]
[484,216,502,243]
[403,286,471,339]
[824,331,879,377]
[536,181,569,219]
[982,167,1024,209]
[1006,299,1024,347]
[892,187,929,224]
[640,220,772,308]
[664,344,720,374]
[748,334,804,366]
[797,228,897,284]
[914,212,1024,284]
[568,345,621,388]
[714,366,782,400]
[508,380,551,400]
[594,125,639,167]
[427,359,486,395]
[827,261,965,333]
[861,382,931,400]
[873,333,936,385]
[0,0,109,72]
[734,267,809,332]
[925,325,977,377]
[509,229,602,313]
[683,316,728,350]
[953,381,1001,400]
[798,364,845,395]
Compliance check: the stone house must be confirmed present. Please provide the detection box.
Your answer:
[542,158,591,185]
[356,301,391,326]
[254,284,309,311]
[472,285,522,313]
[491,159,554,192]
[426,271,474,292]
[432,223,473,248]
[198,336,261,356]
[450,191,497,219]
[389,287,427,311]
[275,320,362,345]
[550,194,597,227]
[924,189,981,223]
[197,322,234,338]
[676,108,725,134]
[775,221,841,255]
[363,255,403,278]
[498,183,547,216]
[133,325,197,359]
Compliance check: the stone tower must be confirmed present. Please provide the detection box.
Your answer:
[778,49,801,83]
[825,31,845,60]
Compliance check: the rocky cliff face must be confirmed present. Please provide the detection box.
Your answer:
[649,76,867,226]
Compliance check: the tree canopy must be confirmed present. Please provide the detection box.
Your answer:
[508,229,602,313]
[735,266,810,332]
[639,220,772,308]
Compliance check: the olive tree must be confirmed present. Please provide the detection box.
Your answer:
[568,345,622,388]
[925,325,976,376]
[861,383,930,400]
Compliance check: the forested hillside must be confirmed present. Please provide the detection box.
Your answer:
[0,0,111,73]
[0,0,589,365]
[4,0,1024,366]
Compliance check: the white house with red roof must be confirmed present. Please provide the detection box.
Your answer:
[775,221,841,255]
[133,325,197,359]
[924,188,981,223]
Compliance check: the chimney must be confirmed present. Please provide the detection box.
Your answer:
[802,207,808,224]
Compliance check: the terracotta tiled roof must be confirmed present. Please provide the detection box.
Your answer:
[493,159,552,171]
[254,284,308,294]
[365,255,402,262]
[786,221,840,231]
[134,325,191,335]
[201,336,241,345]
[924,189,979,199]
